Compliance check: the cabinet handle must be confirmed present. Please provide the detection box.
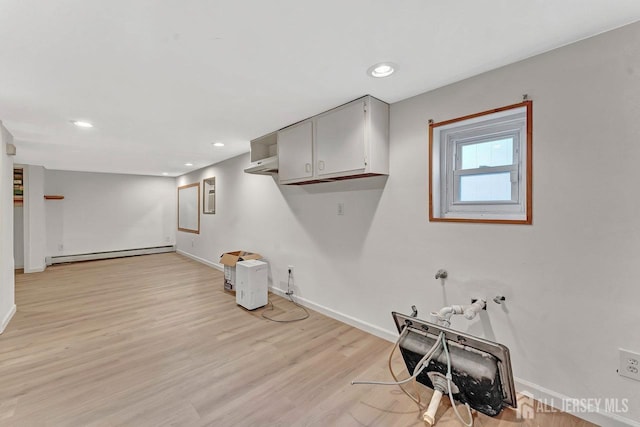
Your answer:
[318,160,325,171]
[305,163,311,173]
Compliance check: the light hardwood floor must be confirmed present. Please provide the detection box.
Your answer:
[1,253,595,426]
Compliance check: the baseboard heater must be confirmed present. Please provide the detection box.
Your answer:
[46,245,175,265]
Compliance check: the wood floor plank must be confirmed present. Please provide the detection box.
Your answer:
[0,253,595,426]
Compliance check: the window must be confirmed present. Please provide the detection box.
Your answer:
[429,101,532,224]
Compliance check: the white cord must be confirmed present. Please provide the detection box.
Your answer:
[351,330,443,387]
[440,334,474,427]
[352,327,474,427]
[262,271,309,323]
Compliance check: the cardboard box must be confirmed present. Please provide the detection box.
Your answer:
[219,251,262,291]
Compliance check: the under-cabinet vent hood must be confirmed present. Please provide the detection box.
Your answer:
[244,155,278,175]
[244,132,278,175]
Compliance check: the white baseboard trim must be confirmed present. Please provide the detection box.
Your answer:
[176,250,223,272]
[269,286,397,342]
[24,264,46,273]
[171,252,640,426]
[514,377,639,427]
[0,304,16,334]
[48,246,175,265]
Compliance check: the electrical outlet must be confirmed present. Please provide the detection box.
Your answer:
[191,239,195,247]
[58,243,63,251]
[337,202,344,216]
[619,349,640,381]
[165,236,170,243]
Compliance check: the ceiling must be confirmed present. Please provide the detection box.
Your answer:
[1,1,639,177]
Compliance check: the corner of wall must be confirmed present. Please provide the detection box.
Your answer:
[22,165,47,273]
[0,304,16,334]
[0,123,16,332]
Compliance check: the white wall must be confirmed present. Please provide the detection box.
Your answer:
[45,170,177,256]
[23,165,46,272]
[176,23,640,426]
[13,206,23,269]
[0,123,16,333]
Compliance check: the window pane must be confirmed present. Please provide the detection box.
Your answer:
[459,172,512,202]
[460,138,513,170]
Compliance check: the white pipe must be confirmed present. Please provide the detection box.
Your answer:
[431,305,464,327]
[422,389,443,425]
[432,299,487,326]
[463,299,486,320]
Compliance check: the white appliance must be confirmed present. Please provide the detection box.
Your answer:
[235,260,268,310]
[243,155,278,175]
[244,132,279,175]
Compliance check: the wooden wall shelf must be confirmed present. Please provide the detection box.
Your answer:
[14,167,23,206]
[44,195,64,200]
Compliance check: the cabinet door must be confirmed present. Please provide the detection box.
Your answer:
[277,120,313,183]
[316,100,366,177]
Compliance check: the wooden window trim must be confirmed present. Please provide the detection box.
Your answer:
[178,182,201,234]
[429,100,532,224]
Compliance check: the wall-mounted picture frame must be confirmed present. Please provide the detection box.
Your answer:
[178,182,200,233]
[203,177,215,214]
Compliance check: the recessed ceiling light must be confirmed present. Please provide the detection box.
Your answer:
[185,163,193,166]
[213,142,225,147]
[367,62,396,78]
[71,120,93,128]
[162,172,169,176]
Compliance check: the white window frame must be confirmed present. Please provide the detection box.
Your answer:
[429,101,532,224]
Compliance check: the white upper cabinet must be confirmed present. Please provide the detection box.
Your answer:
[278,95,389,185]
[277,120,313,182]
[316,99,367,177]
